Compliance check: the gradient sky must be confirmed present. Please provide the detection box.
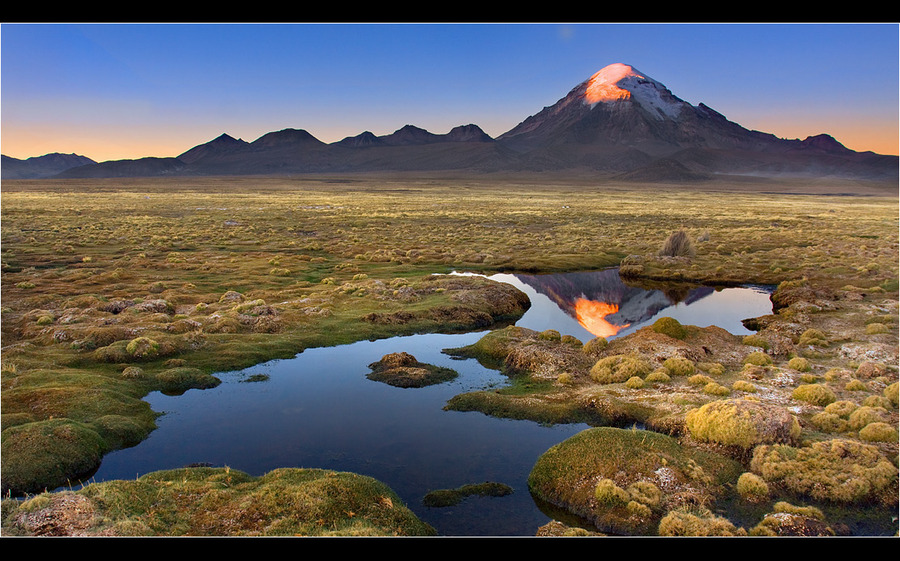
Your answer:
[2,22,898,162]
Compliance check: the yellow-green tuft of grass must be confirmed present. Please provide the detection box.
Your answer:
[582,336,608,355]
[663,356,695,376]
[736,472,769,502]
[651,317,687,340]
[644,369,671,384]
[732,380,757,393]
[685,399,800,450]
[858,422,898,442]
[744,351,772,367]
[657,507,745,536]
[791,384,836,406]
[590,354,652,384]
[787,357,811,372]
[798,329,828,347]
[742,334,769,350]
[750,439,897,504]
[625,376,645,389]
[594,478,630,506]
[847,406,890,431]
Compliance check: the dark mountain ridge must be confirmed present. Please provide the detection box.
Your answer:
[4,64,897,183]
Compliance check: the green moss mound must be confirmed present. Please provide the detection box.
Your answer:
[2,467,436,536]
[528,427,743,536]
[1,419,107,496]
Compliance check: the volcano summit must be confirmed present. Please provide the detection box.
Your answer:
[6,63,897,183]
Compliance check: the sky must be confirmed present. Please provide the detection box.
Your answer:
[1,22,898,162]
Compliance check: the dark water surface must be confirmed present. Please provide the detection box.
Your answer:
[90,270,774,536]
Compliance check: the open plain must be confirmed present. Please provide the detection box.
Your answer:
[1,174,897,536]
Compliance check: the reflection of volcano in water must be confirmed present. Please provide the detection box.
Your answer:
[514,269,715,338]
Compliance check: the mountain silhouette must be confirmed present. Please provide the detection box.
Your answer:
[4,63,896,182]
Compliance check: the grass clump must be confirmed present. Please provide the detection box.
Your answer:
[750,439,897,504]
[644,369,671,384]
[732,380,757,393]
[624,376,644,389]
[798,329,828,347]
[422,481,513,507]
[743,351,772,367]
[651,317,687,340]
[582,336,608,355]
[736,472,769,502]
[791,384,836,406]
[742,334,769,350]
[858,422,898,443]
[663,356,695,376]
[787,357,811,372]
[685,399,800,450]
[590,354,652,384]
[658,230,695,258]
[847,406,890,431]
[657,507,745,536]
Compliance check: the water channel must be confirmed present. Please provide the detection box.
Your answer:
[90,268,774,536]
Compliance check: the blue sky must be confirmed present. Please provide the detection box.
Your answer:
[2,22,898,161]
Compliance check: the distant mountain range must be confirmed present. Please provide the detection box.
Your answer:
[3,63,897,182]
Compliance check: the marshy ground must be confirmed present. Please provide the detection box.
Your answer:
[1,174,897,536]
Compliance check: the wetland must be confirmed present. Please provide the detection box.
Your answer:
[1,176,897,536]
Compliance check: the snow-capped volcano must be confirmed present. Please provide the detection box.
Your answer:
[583,63,684,120]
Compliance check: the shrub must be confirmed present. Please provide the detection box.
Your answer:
[658,230,695,258]
[792,384,836,406]
[663,357,695,376]
[652,317,687,340]
[858,422,898,442]
[736,472,769,502]
[865,323,888,335]
[787,357,811,372]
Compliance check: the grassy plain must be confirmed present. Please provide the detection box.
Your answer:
[1,174,897,536]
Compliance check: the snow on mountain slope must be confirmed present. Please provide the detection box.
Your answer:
[584,63,684,120]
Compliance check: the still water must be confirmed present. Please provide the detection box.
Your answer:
[90,269,773,536]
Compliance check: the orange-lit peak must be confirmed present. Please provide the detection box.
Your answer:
[584,63,645,105]
[574,298,630,339]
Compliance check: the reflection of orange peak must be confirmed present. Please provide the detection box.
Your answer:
[574,298,630,338]
[585,63,644,104]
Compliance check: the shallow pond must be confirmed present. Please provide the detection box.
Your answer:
[90,269,774,536]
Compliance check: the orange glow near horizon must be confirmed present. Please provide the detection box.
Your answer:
[574,298,630,339]
[584,63,643,105]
